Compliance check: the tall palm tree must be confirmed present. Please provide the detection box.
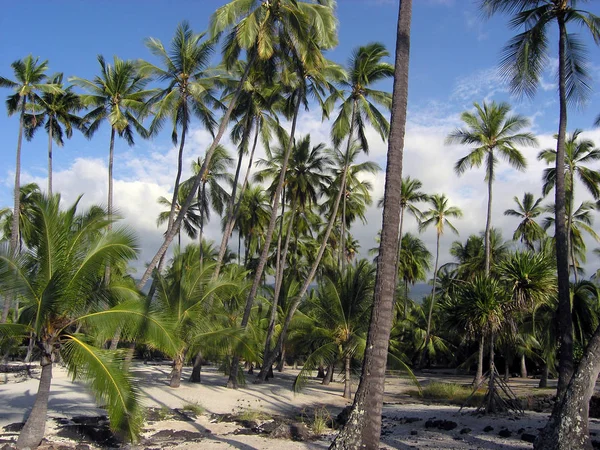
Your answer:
[0,195,176,448]
[0,55,60,257]
[397,233,432,317]
[331,2,413,447]
[190,146,234,266]
[70,56,152,227]
[156,184,201,247]
[418,193,463,366]
[0,183,42,252]
[480,1,600,410]
[23,73,85,196]
[539,130,600,280]
[235,184,271,266]
[139,22,220,234]
[504,192,546,251]
[330,43,393,267]
[447,100,536,276]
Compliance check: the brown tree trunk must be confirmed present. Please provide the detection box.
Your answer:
[228,92,301,389]
[323,364,334,385]
[343,354,352,399]
[539,363,549,388]
[520,354,527,379]
[330,1,411,447]
[486,332,496,414]
[276,347,286,372]
[137,55,254,290]
[190,351,202,383]
[554,15,573,403]
[166,115,188,236]
[18,352,53,449]
[170,351,185,388]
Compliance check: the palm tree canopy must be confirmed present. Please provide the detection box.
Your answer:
[448,101,536,180]
[504,192,546,249]
[419,194,463,236]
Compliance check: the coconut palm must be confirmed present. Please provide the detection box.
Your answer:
[70,56,152,231]
[23,73,85,196]
[539,130,600,280]
[331,3,413,446]
[448,101,536,276]
[139,22,220,234]
[0,55,61,258]
[235,184,271,266]
[480,2,600,413]
[156,184,201,247]
[292,260,375,399]
[504,192,546,251]
[0,183,42,252]
[397,233,432,317]
[449,228,511,280]
[418,193,463,366]
[0,195,176,448]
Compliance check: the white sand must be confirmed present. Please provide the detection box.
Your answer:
[2,362,597,449]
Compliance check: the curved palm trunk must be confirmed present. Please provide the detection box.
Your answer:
[484,154,493,276]
[17,352,53,449]
[339,100,358,272]
[228,94,301,388]
[420,232,440,368]
[331,2,411,445]
[47,117,54,197]
[554,16,573,403]
[256,166,349,382]
[322,363,334,385]
[137,57,254,290]
[167,120,188,238]
[199,182,206,269]
[214,123,260,279]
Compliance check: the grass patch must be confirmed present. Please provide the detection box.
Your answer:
[408,381,484,405]
[311,406,332,435]
[238,408,271,422]
[182,402,205,415]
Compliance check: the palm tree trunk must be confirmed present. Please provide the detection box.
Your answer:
[214,123,260,278]
[9,97,25,257]
[330,3,412,447]
[47,117,54,197]
[486,332,496,414]
[228,92,301,388]
[484,153,493,276]
[568,173,576,282]
[421,232,440,368]
[104,127,116,286]
[199,182,206,269]
[264,196,297,370]
[554,16,574,403]
[474,335,484,387]
[17,351,53,449]
[343,354,352,399]
[339,100,358,272]
[170,350,186,388]
[520,354,527,379]
[190,351,202,383]
[323,363,334,385]
[539,362,549,388]
[167,118,188,237]
[256,166,349,383]
[276,347,286,372]
[137,54,254,290]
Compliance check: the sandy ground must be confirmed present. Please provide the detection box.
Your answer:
[1,362,597,449]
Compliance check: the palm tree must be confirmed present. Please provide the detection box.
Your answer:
[539,130,600,280]
[0,183,42,252]
[418,193,463,366]
[397,233,432,317]
[292,260,375,399]
[330,43,393,268]
[156,184,201,247]
[331,2,413,447]
[70,56,152,228]
[0,195,176,448]
[447,100,536,276]
[0,55,60,258]
[504,192,546,251]
[139,22,220,234]
[449,228,510,279]
[480,1,600,411]
[190,146,234,266]
[235,184,271,266]
[23,73,85,196]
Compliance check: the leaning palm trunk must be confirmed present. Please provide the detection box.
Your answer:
[339,100,358,272]
[227,94,301,388]
[420,232,440,368]
[257,166,349,382]
[554,16,573,403]
[136,58,254,290]
[214,123,260,279]
[330,2,411,447]
[47,118,54,197]
[167,118,188,236]
[17,349,53,449]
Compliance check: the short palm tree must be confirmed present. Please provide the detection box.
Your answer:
[70,56,152,228]
[139,22,220,234]
[23,73,85,196]
[504,192,546,251]
[419,193,463,366]
[0,195,176,448]
[0,55,61,255]
[447,101,536,276]
[291,260,375,399]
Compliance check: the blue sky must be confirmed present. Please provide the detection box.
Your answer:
[1,0,600,273]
